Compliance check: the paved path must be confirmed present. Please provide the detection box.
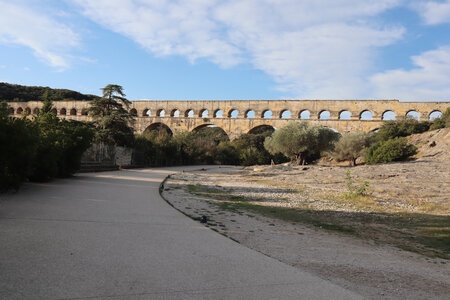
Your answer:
[0,167,361,299]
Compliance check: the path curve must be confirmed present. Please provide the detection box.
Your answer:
[0,167,360,299]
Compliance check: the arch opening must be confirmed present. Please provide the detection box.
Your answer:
[157,109,165,117]
[144,123,173,135]
[406,110,420,120]
[199,109,209,118]
[248,125,275,135]
[143,109,151,117]
[360,110,373,120]
[16,107,23,114]
[280,110,291,119]
[25,107,31,114]
[245,110,255,118]
[60,108,66,115]
[170,109,180,117]
[33,108,40,115]
[70,108,77,116]
[429,110,442,120]
[382,110,396,120]
[324,127,340,134]
[228,109,238,118]
[319,110,330,120]
[185,109,194,118]
[339,110,351,120]
[214,109,223,118]
[262,110,272,118]
[299,110,310,119]
[129,108,137,116]
[8,107,14,115]
[81,109,88,116]
[51,108,57,115]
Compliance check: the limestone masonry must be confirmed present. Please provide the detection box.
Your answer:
[8,100,449,139]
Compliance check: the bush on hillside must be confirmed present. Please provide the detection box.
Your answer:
[376,118,431,141]
[365,137,417,165]
[430,107,450,130]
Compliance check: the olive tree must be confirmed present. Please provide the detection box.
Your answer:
[330,132,374,166]
[264,121,339,165]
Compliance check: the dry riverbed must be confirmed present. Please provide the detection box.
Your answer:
[161,129,450,299]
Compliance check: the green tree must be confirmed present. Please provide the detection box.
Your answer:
[264,122,340,165]
[331,132,375,166]
[88,84,135,146]
[0,101,38,190]
[30,102,94,181]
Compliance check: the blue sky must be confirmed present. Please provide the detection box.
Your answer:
[0,0,450,101]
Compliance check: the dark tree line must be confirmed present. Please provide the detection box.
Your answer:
[0,100,94,191]
[0,82,99,102]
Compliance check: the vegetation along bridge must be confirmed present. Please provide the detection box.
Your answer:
[8,100,449,140]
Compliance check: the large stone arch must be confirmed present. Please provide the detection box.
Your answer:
[192,124,230,141]
[144,122,173,135]
[248,125,275,135]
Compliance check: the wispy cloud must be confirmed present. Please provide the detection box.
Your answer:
[0,1,80,68]
[72,0,404,98]
[416,0,450,25]
[371,46,450,101]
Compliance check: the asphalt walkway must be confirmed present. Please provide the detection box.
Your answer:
[0,167,361,299]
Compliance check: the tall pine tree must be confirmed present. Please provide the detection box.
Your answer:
[88,84,135,146]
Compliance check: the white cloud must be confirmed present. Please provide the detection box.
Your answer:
[371,46,450,101]
[0,1,80,68]
[72,0,404,98]
[416,0,450,25]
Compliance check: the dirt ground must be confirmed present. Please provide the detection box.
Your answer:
[161,128,449,299]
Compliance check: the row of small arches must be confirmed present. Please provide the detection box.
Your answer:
[11,107,88,116]
[10,106,444,121]
[133,108,443,121]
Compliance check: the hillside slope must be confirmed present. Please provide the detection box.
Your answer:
[407,127,450,161]
[0,82,99,102]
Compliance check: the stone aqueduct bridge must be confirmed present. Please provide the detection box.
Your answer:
[8,100,449,139]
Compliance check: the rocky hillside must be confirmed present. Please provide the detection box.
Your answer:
[407,127,450,161]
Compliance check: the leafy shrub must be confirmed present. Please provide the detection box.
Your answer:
[376,118,431,141]
[430,107,450,130]
[365,137,417,164]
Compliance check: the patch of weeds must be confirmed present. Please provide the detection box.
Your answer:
[344,170,371,199]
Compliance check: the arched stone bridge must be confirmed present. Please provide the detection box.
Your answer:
[8,100,449,140]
